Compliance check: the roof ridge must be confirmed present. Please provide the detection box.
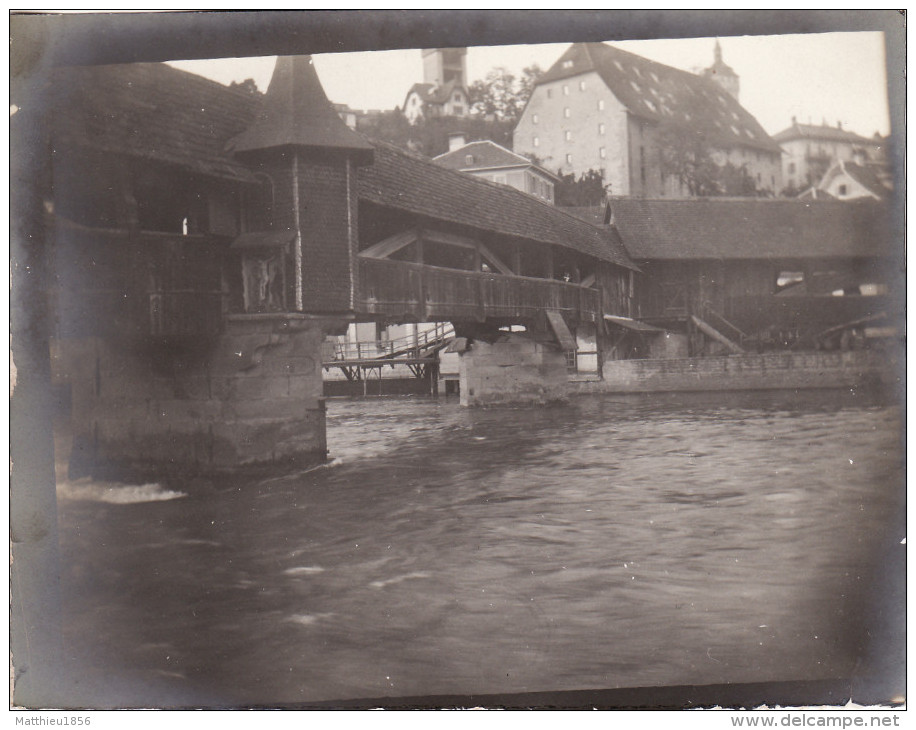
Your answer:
[159,61,265,101]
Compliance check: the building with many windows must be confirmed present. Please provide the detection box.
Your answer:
[513,41,782,197]
[773,118,886,194]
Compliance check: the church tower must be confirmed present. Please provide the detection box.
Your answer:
[422,47,468,88]
[702,39,740,101]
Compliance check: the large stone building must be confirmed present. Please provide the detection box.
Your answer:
[403,47,470,123]
[513,41,783,197]
[773,118,886,193]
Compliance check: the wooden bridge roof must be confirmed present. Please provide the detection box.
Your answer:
[359,142,637,270]
[50,62,261,182]
[609,197,894,261]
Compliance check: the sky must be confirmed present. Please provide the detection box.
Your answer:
[167,31,892,139]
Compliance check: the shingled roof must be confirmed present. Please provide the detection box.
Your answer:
[50,62,260,181]
[773,121,881,147]
[537,42,780,154]
[359,142,637,269]
[227,55,374,161]
[609,197,892,260]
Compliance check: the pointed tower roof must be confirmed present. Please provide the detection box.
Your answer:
[227,55,373,162]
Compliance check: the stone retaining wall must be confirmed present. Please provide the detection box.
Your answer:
[570,350,899,395]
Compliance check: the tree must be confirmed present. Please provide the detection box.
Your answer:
[554,169,608,207]
[229,78,260,96]
[468,65,542,123]
[656,122,724,197]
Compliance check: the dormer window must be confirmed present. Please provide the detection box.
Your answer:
[579,80,586,91]
[597,99,605,111]
[532,113,539,124]
[563,85,570,96]
[533,136,540,147]
[565,130,572,141]
[598,122,606,135]
[564,107,571,118]
[562,60,574,69]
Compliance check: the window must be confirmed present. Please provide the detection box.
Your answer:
[563,85,569,96]
[788,162,796,174]
[564,107,571,118]
[533,136,539,147]
[532,113,539,124]
[565,130,572,141]
[562,59,574,69]
[546,88,553,99]
[452,105,463,115]
[598,99,605,111]
[566,153,573,164]
[465,154,475,165]
[579,80,586,91]
[454,92,462,102]
[599,147,606,159]
[838,184,848,196]
[598,122,606,135]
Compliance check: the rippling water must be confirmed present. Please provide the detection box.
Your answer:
[56,389,903,707]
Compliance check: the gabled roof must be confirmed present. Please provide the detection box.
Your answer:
[359,142,636,269]
[608,197,892,260]
[537,42,780,154]
[433,140,560,180]
[404,79,466,108]
[50,62,261,181]
[773,121,881,146]
[820,161,891,199]
[228,55,373,160]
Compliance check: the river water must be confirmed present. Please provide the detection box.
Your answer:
[54,389,904,707]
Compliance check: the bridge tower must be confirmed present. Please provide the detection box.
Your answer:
[68,56,375,480]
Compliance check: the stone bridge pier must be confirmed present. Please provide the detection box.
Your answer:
[66,315,343,481]
[455,329,570,407]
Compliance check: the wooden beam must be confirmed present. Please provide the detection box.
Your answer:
[690,315,745,354]
[421,228,478,250]
[358,229,418,259]
[477,242,514,276]
[422,228,514,276]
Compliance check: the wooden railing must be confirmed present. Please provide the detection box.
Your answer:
[357,257,602,323]
[53,221,229,339]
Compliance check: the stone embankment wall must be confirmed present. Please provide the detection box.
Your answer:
[570,350,898,395]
